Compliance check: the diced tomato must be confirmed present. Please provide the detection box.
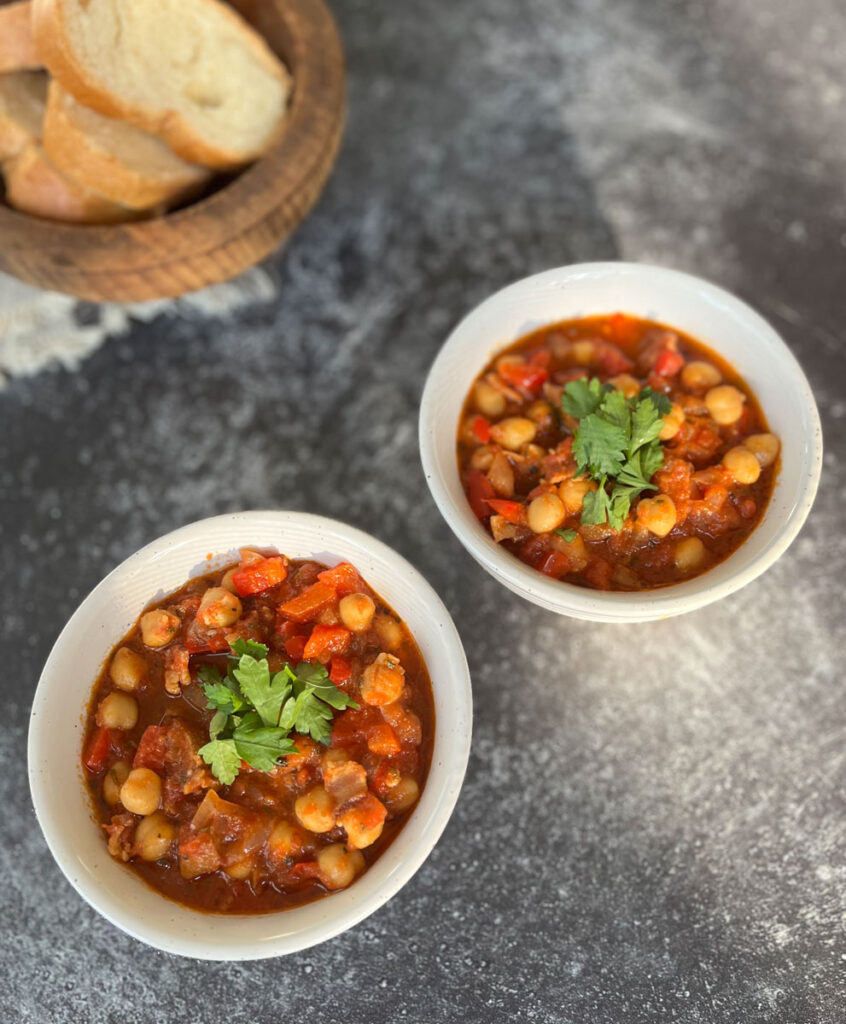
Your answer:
[317,562,365,596]
[529,349,552,368]
[484,498,527,525]
[330,706,380,749]
[367,722,401,756]
[284,635,307,662]
[329,656,352,685]
[584,558,613,590]
[497,360,548,394]
[278,581,337,623]
[178,832,221,878]
[471,415,491,443]
[184,628,230,654]
[594,342,635,376]
[654,348,685,378]
[231,556,288,597]
[607,312,641,345]
[538,551,570,579]
[84,727,114,773]
[467,468,496,520]
[133,725,168,773]
[289,861,321,882]
[303,624,350,660]
[371,761,402,798]
[739,498,757,519]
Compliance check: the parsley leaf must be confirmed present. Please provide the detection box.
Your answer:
[293,691,335,745]
[232,655,291,728]
[229,637,269,660]
[563,379,669,530]
[293,661,358,712]
[561,377,605,419]
[555,528,578,542]
[198,739,241,786]
[232,713,298,771]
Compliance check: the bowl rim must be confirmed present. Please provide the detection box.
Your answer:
[419,261,823,622]
[28,510,472,959]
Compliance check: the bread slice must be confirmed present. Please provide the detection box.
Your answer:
[43,81,212,210]
[3,141,141,223]
[0,70,47,162]
[0,2,41,73]
[32,0,293,170]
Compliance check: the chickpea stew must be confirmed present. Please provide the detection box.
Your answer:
[82,549,434,913]
[458,314,780,590]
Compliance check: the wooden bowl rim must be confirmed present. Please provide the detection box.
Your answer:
[0,0,345,271]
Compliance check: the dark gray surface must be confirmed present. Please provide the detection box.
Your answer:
[3,0,845,1021]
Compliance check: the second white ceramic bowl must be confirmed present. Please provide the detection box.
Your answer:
[29,511,472,959]
[419,262,822,622]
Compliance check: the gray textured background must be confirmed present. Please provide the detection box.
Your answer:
[3,0,845,1021]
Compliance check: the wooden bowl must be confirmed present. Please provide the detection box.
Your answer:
[0,0,345,302]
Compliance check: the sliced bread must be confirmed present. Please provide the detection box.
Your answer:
[43,81,212,210]
[4,141,140,223]
[0,2,40,73]
[32,0,293,170]
[0,69,47,162]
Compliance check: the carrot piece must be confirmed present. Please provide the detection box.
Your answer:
[316,562,365,596]
[278,581,337,623]
[367,722,401,756]
[284,635,307,662]
[231,556,288,597]
[303,624,350,660]
[484,499,526,525]
[83,727,114,773]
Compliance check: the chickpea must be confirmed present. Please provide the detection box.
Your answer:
[526,399,553,423]
[337,795,387,850]
[608,373,640,398]
[636,494,677,537]
[360,652,406,706]
[373,614,403,652]
[474,379,507,418]
[140,608,180,648]
[674,537,706,572]
[268,820,307,859]
[489,416,537,451]
[339,593,376,633]
[384,776,419,814]
[220,566,238,593]
[109,647,146,692]
[102,760,130,805]
[550,530,589,571]
[487,452,515,498]
[469,445,495,472]
[570,340,595,366]
[527,492,566,534]
[96,692,138,731]
[196,587,242,628]
[705,385,745,426]
[559,476,597,514]
[316,843,365,890]
[120,768,162,816]
[224,859,253,880]
[744,433,780,469]
[659,403,685,441]
[294,786,335,833]
[133,812,176,862]
[722,446,761,484]
[681,361,722,391]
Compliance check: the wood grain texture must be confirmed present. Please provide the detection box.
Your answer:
[0,0,345,301]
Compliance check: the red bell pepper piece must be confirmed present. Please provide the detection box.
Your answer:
[654,348,684,378]
[316,562,365,596]
[231,556,288,597]
[84,727,114,773]
[497,360,548,394]
[329,656,352,685]
[466,469,496,520]
[278,581,336,623]
[284,635,307,662]
[471,415,491,443]
[537,550,571,579]
[303,624,350,660]
[484,499,527,525]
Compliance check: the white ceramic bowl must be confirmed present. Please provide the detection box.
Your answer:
[420,262,822,622]
[28,511,472,959]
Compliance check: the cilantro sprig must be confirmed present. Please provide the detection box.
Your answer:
[197,638,358,785]
[561,378,672,531]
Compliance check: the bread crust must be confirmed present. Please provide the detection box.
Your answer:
[0,1,41,73]
[32,0,292,170]
[42,81,211,209]
[4,142,143,223]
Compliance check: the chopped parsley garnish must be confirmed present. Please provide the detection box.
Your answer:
[197,639,358,785]
[561,378,672,531]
